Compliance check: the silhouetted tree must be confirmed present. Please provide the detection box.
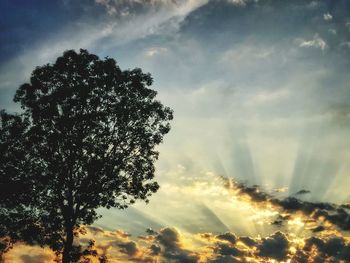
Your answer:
[0,49,173,262]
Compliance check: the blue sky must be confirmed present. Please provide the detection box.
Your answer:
[2,0,350,262]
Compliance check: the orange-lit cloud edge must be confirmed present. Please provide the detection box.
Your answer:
[4,177,350,263]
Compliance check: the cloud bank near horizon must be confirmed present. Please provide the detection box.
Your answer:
[5,183,350,262]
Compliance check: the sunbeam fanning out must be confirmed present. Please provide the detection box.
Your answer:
[1,0,350,262]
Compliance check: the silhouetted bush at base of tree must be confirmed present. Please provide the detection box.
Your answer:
[0,49,173,262]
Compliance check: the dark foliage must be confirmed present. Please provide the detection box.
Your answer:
[0,49,173,262]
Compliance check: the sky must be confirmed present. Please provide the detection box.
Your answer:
[1,0,350,262]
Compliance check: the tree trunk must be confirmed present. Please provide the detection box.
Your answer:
[62,225,74,263]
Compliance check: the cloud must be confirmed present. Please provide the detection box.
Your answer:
[310,225,326,233]
[156,227,180,249]
[294,189,311,196]
[156,227,199,263]
[0,0,207,111]
[86,226,105,235]
[224,179,350,232]
[323,13,333,21]
[95,0,177,16]
[4,245,55,263]
[304,236,350,261]
[227,0,249,7]
[4,201,350,262]
[298,34,328,51]
[144,47,168,57]
[95,0,118,15]
[94,0,210,19]
[203,228,350,262]
[19,254,53,263]
[244,89,290,107]
[257,231,289,261]
[117,241,139,256]
[238,236,257,247]
[150,244,161,255]
[95,0,208,19]
[213,243,245,257]
[209,255,242,263]
[216,233,237,244]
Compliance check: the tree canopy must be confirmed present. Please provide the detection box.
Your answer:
[0,49,173,262]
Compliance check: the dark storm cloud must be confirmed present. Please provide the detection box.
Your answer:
[156,227,180,249]
[257,231,289,261]
[149,244,161,255]
[202,229,289,261]
[117,227,199,262]
[145,228,158,236]
[228,181,269,203]
[162,249,198,263]
[213,242,245,257]
[310,225,326,233]
[209,255,241,263]
[86,225,105,235]
[155,227,199,263]
[207,229,350,262]
[294,189,311,196]
[304,236,350,262]
[216,232,237,244]
[7,224,350,262]
[117,241,139,256]
[227,179,350,231]
[238,236,257,247]
[270,217,284,227]
[88,229,139,258]
[341,203,350,210]
[209,231,289,261]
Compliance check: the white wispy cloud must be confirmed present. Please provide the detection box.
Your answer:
[227,0,248,6]
[144,47,168,57]
[0,0,207,99]
[297,34,328,51]
[346,21,350,31]
[95,0,207,17]
[323,13,333,21]
[244,89,290,107]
